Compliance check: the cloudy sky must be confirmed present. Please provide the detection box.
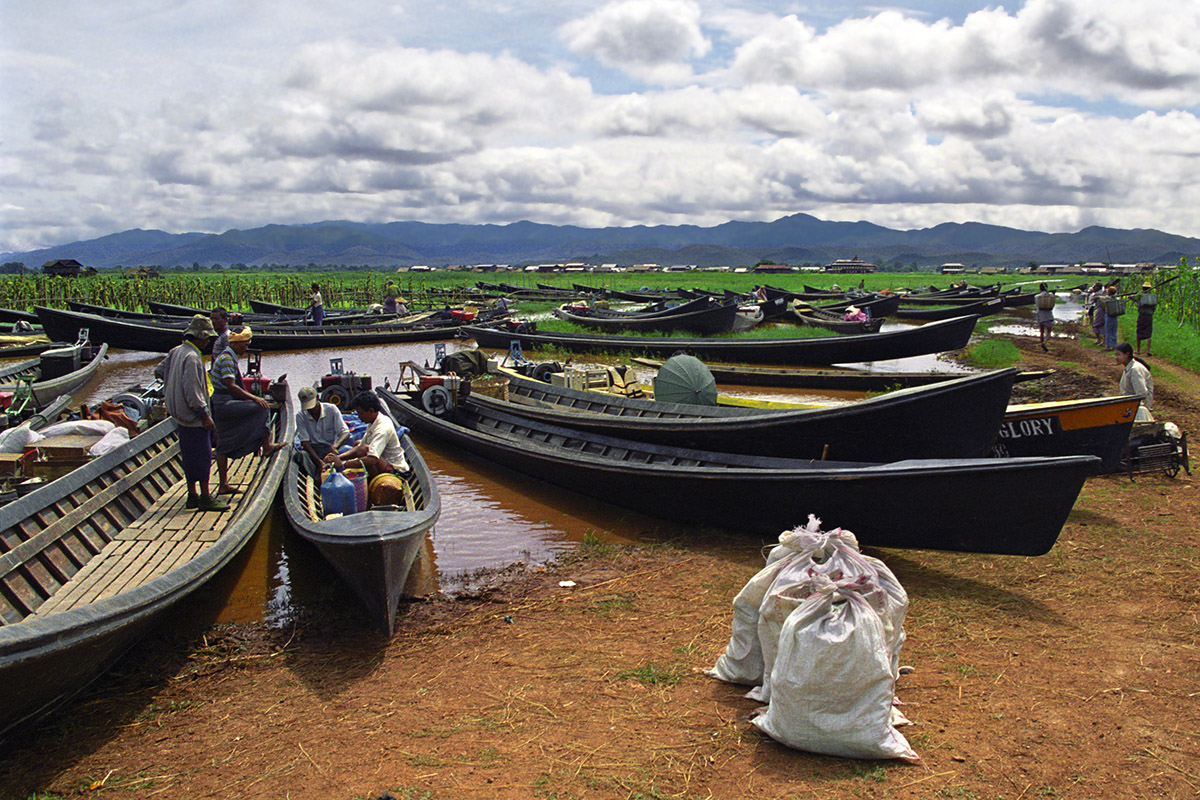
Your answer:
[3,0,1200,253]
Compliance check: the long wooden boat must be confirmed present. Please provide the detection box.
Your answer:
[463,314,979,366]
[282,432,440,635]
[808,293,901,318]
[0,340,109,408]
[0,393,294,737]
[993,395,1140,473]
[0,308,40,325]
[382,388,1096,555]
[0,335,56,359]
[630,357,1050,391]
[895,297,1004,321]
[475,367,1016,461]
[35,306,464,353]
[553,298,740,335]
[789,304,884,334]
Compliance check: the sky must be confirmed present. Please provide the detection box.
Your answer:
[3,0,1200,254]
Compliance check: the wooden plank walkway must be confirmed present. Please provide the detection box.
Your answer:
[35,454,266,617]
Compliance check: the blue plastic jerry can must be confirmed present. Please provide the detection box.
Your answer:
[320,468,356,518]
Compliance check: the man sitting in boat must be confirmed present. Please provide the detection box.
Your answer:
[323,392,411,480]
[295,385,350,475]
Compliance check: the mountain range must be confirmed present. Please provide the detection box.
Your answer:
[5,214,1200,270]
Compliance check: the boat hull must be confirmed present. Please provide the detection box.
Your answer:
[383,390,1096,556]
[282,435,440,635]
[465,314,979,366]
[994,396,1140,473]
[0,396,294,737]
[488,368,1017,461]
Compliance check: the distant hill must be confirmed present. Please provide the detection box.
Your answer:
[4,214,1199,270]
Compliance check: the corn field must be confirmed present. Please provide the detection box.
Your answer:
[0,273,442,312]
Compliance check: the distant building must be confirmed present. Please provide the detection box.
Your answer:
[752,263,792,274]
[824,256,875,273]
[42,258,84,277]
[939,263,966,274]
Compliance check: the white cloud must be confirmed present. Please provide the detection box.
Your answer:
[560,0,710,84]
[4,0,1200,253]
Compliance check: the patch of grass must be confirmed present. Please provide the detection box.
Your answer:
[577,530,617,557]
[960,337,1021,369]
[851,763,888,782]
[585,594,636,616]
[617,662,686,687]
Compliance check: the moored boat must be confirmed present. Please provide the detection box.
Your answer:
[381,386,1097,556]
[282,427,440,635]
[0,391,293,737]
[993,395,1141,473]
[0,335,109,408]
[36,306,466,353]
[552,297,740,335]
[474,366,1017,461]
[463,314,980,366]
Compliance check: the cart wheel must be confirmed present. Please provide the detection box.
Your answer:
[321,384,351,408]
[421,385,454,416]
[1165,459,1180,479]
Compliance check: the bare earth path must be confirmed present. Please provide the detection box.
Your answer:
[2,326,1198,800]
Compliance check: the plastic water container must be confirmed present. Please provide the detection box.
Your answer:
[320,469,356,518]
[343,466,368,513]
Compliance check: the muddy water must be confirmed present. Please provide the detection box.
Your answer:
[50,340,692,626]
[26,321,986,625]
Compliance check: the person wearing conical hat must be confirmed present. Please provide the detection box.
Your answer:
[1136,280,1157,356]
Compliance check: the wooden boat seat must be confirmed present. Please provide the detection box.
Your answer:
[33,454,265,617]
[298,468,418,522]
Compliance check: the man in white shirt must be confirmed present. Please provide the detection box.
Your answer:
[295,385,350,472]
[323,392,410,478]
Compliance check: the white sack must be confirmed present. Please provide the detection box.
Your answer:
[751,586,919,763]
[0,426,44,453]
[37,419,116,438]
[709,515,860,685]
[88,427,131,457]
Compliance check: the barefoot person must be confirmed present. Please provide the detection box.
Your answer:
[209,325,283,494]
[154,315,227,512]
[1034,283,1055,351]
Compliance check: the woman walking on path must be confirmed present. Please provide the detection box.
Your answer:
[1136,281,1157,356]
[1089,285,1107,346]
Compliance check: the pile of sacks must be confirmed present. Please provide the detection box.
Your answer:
[708,515,918,763]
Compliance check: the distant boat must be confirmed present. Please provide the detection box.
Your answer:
[463,314,980,366]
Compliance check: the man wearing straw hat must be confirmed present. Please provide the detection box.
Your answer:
[154,314,227,512]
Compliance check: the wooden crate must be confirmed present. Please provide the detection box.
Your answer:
[0,453,25,477]
[35,434,104,460]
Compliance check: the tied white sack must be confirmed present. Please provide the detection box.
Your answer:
[0,426,44,454]
[88,426,131,457]
[37,419,117,438]
[751,583,919,763]
[707,516,859,686]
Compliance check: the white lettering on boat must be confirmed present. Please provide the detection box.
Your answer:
[997,417,1056,439]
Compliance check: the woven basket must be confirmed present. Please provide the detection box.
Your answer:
[470,374,509,401]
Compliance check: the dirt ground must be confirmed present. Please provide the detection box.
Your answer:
[3,324,1199,800]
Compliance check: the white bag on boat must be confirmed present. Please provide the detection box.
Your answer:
[708,516,860,686]
[0,426,44,453]
[751,585,919,763]
[88,426,130,457]
[37,419,116,438]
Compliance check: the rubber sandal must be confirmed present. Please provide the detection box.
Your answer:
[197,496,229,512]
